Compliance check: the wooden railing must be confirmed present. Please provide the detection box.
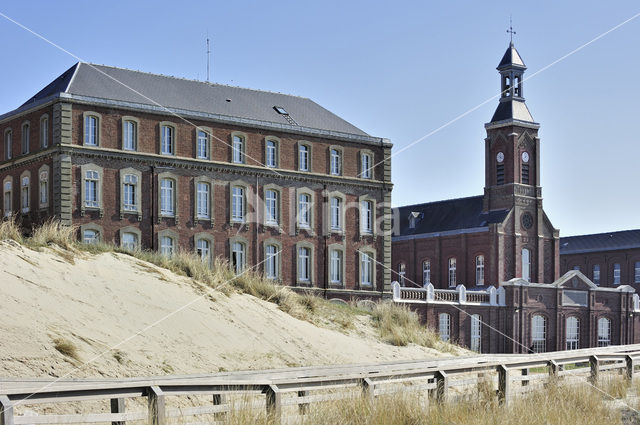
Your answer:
[2,344,640,424]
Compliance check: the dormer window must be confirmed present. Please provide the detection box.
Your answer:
[408,211,421,229]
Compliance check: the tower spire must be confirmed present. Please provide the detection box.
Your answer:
[506,16,516,44]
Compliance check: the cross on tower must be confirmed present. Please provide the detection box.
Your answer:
[506,17,516,42]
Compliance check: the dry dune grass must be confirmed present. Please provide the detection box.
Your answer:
[0,218,462,353]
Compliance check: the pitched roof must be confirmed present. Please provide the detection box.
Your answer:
[560,229,640,255]
[498,42,526,70]
[392,195,509,239]
[19,62,370,137]
[490,99,535,123]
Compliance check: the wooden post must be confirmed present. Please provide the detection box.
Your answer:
[521,368,529,387]
[213,393,227,419]
[433,371,448,403]
[297,390,309,415]
[589,355,600,385]
[361,378,375,403]
[0,396,14,425]
[626,355,635,382]
[265,384,282,422]
[148,386,165,425]
[110,398,125,425]
[498,365,510,406]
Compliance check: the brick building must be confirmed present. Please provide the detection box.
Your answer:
[560,230,640,290]
[0,63,393,299]
[391,42,640,353]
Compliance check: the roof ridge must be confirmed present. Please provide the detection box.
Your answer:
[561,229,640,239]
[394,194,484,210]
[81,62,310,100]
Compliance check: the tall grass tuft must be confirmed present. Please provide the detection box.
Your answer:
[53,337,79,361]
[0,215,23,243]
[30,219,77,249]
[371,302,439,348]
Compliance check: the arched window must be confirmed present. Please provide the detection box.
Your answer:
[40,115,49,148]
[21,122,30,154]
[124,119,138,151]
[531,315,546,353]
[298,246,311,283]
[566,317,580,350]
[84,114,99,146]
[196,181,211,219]
[298,143,310,171]
[160,236,175,256]
[265,189,279,225]
[231,241,246,274]
[160,124,175,155]
[3,179,12,217]
[475,255,485,286]
[84,170,100,208]
[448,258,457,288]
[232,134,245,164]
[330,148,342,176]
[4,129,12,160]
[597,318,611,347]
[360,152,372,179]
[231,185,246,222]
[470,314,481,352]
[196,129,209,159]
[121,232,139,251]
[330,197,342,230]
[20,175,30,213]
[265,244,279,280]
[160,178,175,216]
[398,263,406,286]
[360,251,374,287]
[439,313,450,342]
[522,248,531,281]
[265,139,278,168]
[329,248,344,286]
[422,260,431,285]
[298,193,311,228]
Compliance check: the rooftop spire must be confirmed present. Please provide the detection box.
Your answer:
[506,16,516,43]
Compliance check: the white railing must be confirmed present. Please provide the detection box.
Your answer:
[392,281,506,307]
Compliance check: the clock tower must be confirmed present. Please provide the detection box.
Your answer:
[483,42,560,283]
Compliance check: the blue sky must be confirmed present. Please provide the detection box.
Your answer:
[0,1,638,236]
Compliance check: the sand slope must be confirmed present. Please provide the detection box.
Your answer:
[0,240,455,378]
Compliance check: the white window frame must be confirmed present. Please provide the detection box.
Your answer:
[119,226,141,251]
[21,122,30,155]
[123,174,138,212]
[160,236,175,256]
[263,240,281,281]
[593,264,601,285]
[360,150,373,179]
[81,164,103,215]
[359,249,375,288]
[196,181,211,219]
[329,246,344,286]
[423,260,431,285]
[327,192,346,234]
[160,178,175,217]
[531,315,546,353]
[298,193,311,229]
[296,241,314,285]
[448,258,457,288]
[263,185,280,226]
[20,173,30,213]
[196,128,211,160]
[597,318,611,347]
[360,199,373,235]
[4,129,12,160]
[265,138,278,168]
[160,122,176,155]
[80,223,103,244]
[230,238,247,274]
[232,133,246,164]
[83,112,101,147]
[230,184,246,223]
[566,317,580,350]
[522,248,531,282]
[40,114,49,148]
[439,313,450,342]
[196,238,211,264]
[122,117,138,151]
[470,314,481,352]
[613,263,621,285]
[329,147,342,176]
[475,255,485,286]
[3,177,12,217]
[121,232,138,251]
[298,142,311,172]
[398,263,406,286]
[38,165,49,209]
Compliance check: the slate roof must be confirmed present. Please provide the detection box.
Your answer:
[498,42,526,70]
[18,62,370,137]
[392,195,509,238]
[560,229,640,255]
[490,99,535,123]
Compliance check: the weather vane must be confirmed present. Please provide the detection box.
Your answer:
[507,16,516,43]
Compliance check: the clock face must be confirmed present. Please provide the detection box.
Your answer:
[496,152,505,163]
[522,152,530,163]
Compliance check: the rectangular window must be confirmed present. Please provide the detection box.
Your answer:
[265,189,278,225]
[298,247,310,282]
[160,179,174,216]
[531,315,546,353]
[360,200,373,234]
[161,125,174,155]
[330,149,341,176]
[613,263,621,285]
[266,140,277,168]
[448,258,456,288]
[299,144,309,171]
[522,248,531,282]
[361,153,371,178]
[330,197,341,230]
[160,236,174,256]
[635,262,640,284]
[597,318,611,347]
[423,261,431,285]
[3,181,11,216]
[439,313,450,342]
[40,117,48,148]
[360,252,373,287]
[196,182,210,219]
[85,116,98,146]
[232,135,244,164]
[122,233,138,251]
[231,186,245,222]
[197,130,209,159]
[232,242,246,274]
[84,170,99,208]
[124,120,137,151]
[330,250,343,285]
[298,193,311,228]
[476,255,485,286]
[470,314,481,352]
[21,124,29,154]
[39,172,48,205]
[265,245,279,280]
[566,317,580,350]
[593,264,601,285]
[123,175,137,211]
[496,164,504,185]
[83,230,98,244]
[21,177,29,213]
[4,131,12,160]
[196,239,210,264]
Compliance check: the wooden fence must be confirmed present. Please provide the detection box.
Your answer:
[2,344,640,424]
